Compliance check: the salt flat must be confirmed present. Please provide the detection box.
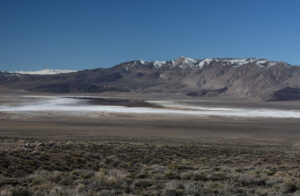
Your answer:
[1,96,300,119]
[1,94,300,144]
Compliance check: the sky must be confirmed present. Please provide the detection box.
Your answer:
[0,0,300,71]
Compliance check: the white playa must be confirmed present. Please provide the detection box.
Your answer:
[0,96,300,119]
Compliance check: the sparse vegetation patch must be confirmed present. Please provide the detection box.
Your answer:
[0,137,299,195]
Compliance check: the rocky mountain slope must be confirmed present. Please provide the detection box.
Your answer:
[1,57,300,101]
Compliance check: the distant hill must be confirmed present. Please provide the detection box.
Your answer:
[1,57,300,101]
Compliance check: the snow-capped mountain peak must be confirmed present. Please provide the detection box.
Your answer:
[132,57,284,71]
[153,57,281,70]
[176,56,197,64]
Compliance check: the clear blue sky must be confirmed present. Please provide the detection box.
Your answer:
[1,0,300,71]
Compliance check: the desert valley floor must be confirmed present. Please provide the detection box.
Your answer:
[1,92,300,141]
[1,91,300,195]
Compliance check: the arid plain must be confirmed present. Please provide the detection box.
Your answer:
[1,90,300,195]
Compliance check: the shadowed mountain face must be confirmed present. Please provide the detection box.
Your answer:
[1,57,300,101]
[270,87,300,101]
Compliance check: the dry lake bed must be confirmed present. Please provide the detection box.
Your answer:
[1,94,300,195]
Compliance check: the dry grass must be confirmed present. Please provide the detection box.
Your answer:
[0,137,300,195]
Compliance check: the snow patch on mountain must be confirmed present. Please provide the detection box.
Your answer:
[153,61,166,68]
[197,59,215,69]
[12,69,76,75]
[222,58,257,67]
[175,56,196,64]
[182,57,196,64]
[134,57,282,70]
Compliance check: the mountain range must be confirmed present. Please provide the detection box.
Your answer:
[1,57,300,101]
